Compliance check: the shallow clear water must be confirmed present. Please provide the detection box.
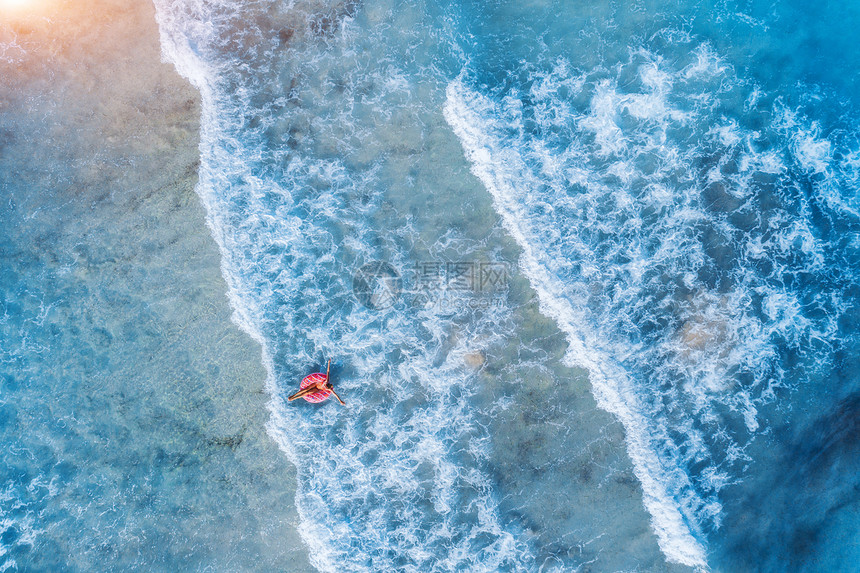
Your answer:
[3,0,859,570]
[0,112,311,570]
[0,3,312,570]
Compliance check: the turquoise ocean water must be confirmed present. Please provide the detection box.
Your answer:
[3,0,860,570]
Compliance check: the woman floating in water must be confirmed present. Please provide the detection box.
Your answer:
[288,359,346,406]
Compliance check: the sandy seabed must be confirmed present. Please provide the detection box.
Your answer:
[0,0,313,569]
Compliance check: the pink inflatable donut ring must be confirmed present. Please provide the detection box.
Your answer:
[299,373,332,403]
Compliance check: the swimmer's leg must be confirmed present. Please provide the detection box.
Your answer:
[288,385,319,401]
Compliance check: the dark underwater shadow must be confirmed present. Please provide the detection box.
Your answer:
[712,388,860,572]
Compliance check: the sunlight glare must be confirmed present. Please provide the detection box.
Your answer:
[0,0,36,12]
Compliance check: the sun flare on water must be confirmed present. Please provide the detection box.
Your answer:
[0,0,58,23]
[0,0,39,13]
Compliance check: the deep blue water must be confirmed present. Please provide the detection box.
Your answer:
[2,0,859,570]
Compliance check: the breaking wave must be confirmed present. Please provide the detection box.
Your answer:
[445,39,858,567]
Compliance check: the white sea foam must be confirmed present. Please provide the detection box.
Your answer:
[445,78,709,569]
[0,475,50,572]
[152,0,857,568]
[153,1,534,571]
[445,41,852,569]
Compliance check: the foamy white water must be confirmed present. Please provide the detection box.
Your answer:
[151,0,860,571]
[445,77,709,568]
[153,1,537,571]
[444,40,855,568]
